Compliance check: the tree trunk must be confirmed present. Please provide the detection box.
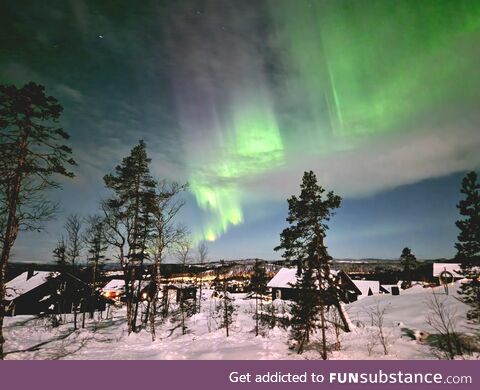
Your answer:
[129,173,142,333]
[73,306,77,330]
[131,269,140,332]
[320,304,327,360]
[82,304,86,328]
[133,267,143,332]
[147,257,162,339]
[225,302,229,337]
[149,299,156,341]
[181,301,186,335]
[255,294,259,336]
[124,266,133,333]
[90,260,97,319]
[334,301,351,332]
[297,333,307,354]
[144,300,150,325]
[163,286,170,318]
[223,277,229,337]
[198,275,203,313]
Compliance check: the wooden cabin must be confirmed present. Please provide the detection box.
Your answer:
[101,279,150,302]
[267,267,362,303]
[4,270,106,316]
[433,263,463,284]
[165,284,197,303]
[102,277,198,305]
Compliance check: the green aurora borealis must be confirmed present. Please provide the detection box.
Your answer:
[190,88,284,241]
[183,0,480,241]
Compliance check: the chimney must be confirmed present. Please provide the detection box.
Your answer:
[27,264,35,280]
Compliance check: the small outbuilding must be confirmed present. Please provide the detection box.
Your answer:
[102,279,127,301]
[101,279,149,302]
[267,268,298,301]
[433,263,462,283]
[165,284,197,303]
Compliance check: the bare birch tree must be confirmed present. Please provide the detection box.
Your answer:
[169,239,193,336]
[368,301,390,355]
[65,214,83,329]
[426,293,462,359]
[196,241,208,313]
[148,181,187,339]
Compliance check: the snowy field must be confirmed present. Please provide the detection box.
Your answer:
[3,282,479,360]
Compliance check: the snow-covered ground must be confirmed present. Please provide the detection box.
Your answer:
[3,282,479,360]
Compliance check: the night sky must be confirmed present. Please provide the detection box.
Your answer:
[1,0,480,262]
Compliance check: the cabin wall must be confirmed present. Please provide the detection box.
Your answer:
[271,286,359,304]
[271,288,299,301]
[6,280,61,316]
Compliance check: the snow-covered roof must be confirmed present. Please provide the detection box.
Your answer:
[102,279,126,293]
[432,263,462,278]
[5,271,59,300]
[267,268,344,289]
[267,268,299,288]
[351,280,380,297]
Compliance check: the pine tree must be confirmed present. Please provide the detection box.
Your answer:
[219,292,235,337]
[84,215,108,289]
[289,257,320,353]
[399,247,418,288]
[103,140,157,333]
[214,261,235,337]
[455,171,480,325]
[0,83,76,358]
[275,171,350,358]
[248,259,269,336]
[53,237,68,272]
